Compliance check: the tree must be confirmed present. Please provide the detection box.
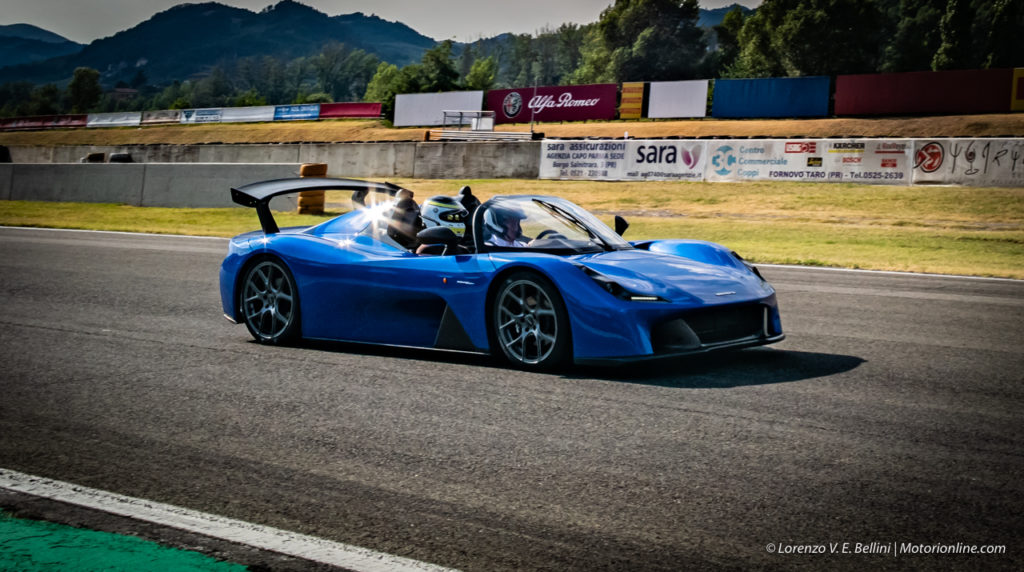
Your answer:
[982,0,1024,68]
[932,0,974,70]
[363,62,405,120]
[573,0,706,83]
[464,56,497,90]
[729,0,884,77]
[312,42,351,98]
[420,40,460,92]
[233,89,267,107]
[704,6,746,77]
[554,23,585,83]
[29,84,61,115]
[67,67,102,113]
[880,0,945,72]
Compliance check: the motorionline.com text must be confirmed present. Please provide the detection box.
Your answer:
[765,542,1006,556]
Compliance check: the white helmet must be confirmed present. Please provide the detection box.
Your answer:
[420,196,468,237]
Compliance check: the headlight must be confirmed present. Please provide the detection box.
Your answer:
[573,263,666,302]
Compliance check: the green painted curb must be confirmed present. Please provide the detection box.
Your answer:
[0,511,247,572]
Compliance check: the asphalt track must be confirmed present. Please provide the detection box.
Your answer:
[1,226,1022,571]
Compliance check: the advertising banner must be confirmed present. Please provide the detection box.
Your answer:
[619,82,645,119]
[1012,68,1024,112]
[86,112,142,128]
[835,69,1013,116]
[393,91,483,127]
[487,84,617,124]
[712,77,830,118]
[539,139,707,181]
[273,104,320,121]
[141,110,181,125]
[319,102,383,118]
[705,139,911,184]
[0,115,86,130]
[912,139,1024,187]
[221,105,275,123]
[52,115,89,128]
[180,108,224,124]
[648,80,709,118]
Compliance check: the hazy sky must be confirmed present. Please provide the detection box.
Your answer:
[3,0,762,44]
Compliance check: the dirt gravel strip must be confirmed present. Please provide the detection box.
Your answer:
[0,468,459,572]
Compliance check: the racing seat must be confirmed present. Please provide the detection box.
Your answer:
[387,191,423,250]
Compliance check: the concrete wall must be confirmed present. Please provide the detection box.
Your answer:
[3,141,544,180]
[0,164,12,200]
[141,163,302,207]
[298,142,417,177]
[196,144,301,163]
[11,164,147,204]
[413,142,539,179]
[6,163,301,207]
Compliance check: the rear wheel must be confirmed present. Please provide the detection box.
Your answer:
[240,259,300,344]
[492,271,570,370]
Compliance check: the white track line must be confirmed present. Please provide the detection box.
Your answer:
[0,225,227,240]
[0,468,458,572]
[756,263,1022,283]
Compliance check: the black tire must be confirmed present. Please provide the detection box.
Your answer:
[491,271,571,370]
[239,258,301,345]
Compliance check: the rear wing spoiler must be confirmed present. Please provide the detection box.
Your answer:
[231,177,408,234]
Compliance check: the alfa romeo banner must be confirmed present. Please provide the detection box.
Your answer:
[705,139,912,184]
[487,84,617,124]
[912,139,1024,187]
[539,139,707,181]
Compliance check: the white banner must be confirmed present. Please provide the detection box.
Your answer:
[394,91,483,127]
[86,112,142,128]
[220,105,275,123]
[647,80,709,119]
[179,108,224,124]
[912,139,1024,187]
[539,139,706,181]
[706,139,911,184]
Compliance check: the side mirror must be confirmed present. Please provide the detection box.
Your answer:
[416,226,460,255]
[614,215,629,237]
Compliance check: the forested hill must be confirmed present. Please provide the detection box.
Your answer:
[0,24,82,68]
[0,0,435,86]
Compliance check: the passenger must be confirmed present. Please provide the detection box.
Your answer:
[415,195,468,255]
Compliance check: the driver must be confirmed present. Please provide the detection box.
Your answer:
[483,204,530,247]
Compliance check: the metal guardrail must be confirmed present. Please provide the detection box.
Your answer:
[426,129,540,142]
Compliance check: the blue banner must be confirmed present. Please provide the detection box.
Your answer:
[273,104,320,121]
[712,77,830,118]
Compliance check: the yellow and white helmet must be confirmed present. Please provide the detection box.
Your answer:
[420,195,468,237]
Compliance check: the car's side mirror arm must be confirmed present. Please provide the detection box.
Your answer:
[614,215,629,237]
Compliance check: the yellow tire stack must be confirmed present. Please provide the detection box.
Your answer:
[297,163,328,215]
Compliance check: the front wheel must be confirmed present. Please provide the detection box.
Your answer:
[491,271,570,370]
[239,258,301,345]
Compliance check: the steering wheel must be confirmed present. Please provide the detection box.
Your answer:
[535,229,567,240]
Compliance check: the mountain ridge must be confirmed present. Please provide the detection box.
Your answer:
[0,1,753,88]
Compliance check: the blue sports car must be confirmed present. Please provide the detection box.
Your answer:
[220,177,784,369]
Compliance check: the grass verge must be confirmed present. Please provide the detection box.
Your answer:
[2,179,1021,279]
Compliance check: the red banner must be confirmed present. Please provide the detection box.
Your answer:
[835,69,1013,116]
[0,114,87,131]
[486,84,618,124]
[319,102,382,119]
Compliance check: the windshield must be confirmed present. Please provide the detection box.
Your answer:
[478,196,632,254]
